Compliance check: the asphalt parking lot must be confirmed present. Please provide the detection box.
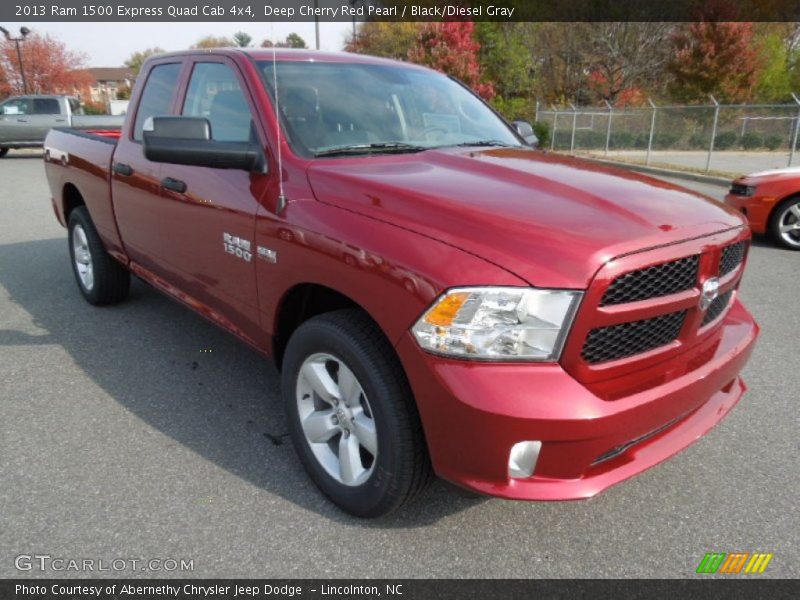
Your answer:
[1,151,797,578]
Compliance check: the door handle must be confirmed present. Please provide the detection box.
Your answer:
[16,118,28,122]
[112,162,133,176]
[161,177,187,194]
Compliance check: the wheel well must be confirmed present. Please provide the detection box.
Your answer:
[62,183,85,222]
[272,284,363,369]
[768,193,800,238]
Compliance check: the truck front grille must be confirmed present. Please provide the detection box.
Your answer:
[601,255,699,306]
[564,233,749,376]
[720,241,745,277]
[581,311,687,364]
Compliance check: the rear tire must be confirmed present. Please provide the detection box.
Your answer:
[0,148,9,158]
[769,197,800,250]
[68,206,130,305]
[282,309,433,517]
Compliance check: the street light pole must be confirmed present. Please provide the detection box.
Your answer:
[0,26,31,94]
[314,0,320,50]
[349,0,361,48]
[14,40,27,94]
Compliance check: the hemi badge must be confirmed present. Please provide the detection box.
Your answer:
[257,246,277,263]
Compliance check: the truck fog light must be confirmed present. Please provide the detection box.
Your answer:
[508,441,542,479]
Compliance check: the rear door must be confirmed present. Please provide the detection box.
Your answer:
[153,57,269,346]
[111,60,185,275]
[27,97,68,140]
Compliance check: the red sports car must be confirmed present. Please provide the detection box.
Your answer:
[726,167,800,250]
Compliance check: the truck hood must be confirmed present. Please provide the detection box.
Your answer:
[306,148,745,289]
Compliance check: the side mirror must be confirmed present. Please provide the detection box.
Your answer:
[512,120,539,148]
[143,116,264,172]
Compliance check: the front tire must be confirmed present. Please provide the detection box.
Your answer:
[282,310,432,517]
[769,197,800,250]
[68,206,130,305]
[0,148,9,158]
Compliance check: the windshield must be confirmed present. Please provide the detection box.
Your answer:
[257,60,523,157]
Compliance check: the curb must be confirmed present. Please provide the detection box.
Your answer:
[580,157,731,187]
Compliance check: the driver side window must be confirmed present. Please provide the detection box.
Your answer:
[182,62,254,143]
[1,98,30,115]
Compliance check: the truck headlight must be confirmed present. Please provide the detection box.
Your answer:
[411,287,582,361]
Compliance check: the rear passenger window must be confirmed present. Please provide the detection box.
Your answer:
[182,62,254,143]
[32,98,61,115]
[133,63,182,140]
[68,98,84,115]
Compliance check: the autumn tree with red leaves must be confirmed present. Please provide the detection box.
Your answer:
[668,20,760,103]
[0,32,91,96]
[0,61,12,98]
[408,22,495,100]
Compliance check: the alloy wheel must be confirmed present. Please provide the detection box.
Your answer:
[778,202,800,247]
[296,353,378,486]
[72,224,95,291]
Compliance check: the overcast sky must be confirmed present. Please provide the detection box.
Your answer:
[15,22,352,67]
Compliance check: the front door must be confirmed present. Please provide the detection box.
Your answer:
[152,58,269,347]
[0,97,36,143]
[111,60,184,276]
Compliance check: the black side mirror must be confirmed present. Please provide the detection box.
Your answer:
[143,116,265,172]
[512,120,539,148]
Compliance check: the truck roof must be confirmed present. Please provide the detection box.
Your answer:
[150,48,429,70]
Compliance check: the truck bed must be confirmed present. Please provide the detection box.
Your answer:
[71,115,124,139]
[44,128,123,258]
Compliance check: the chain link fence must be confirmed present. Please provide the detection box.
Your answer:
[537,99,800,176]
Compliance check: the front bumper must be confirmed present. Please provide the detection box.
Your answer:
[396,299,758,500]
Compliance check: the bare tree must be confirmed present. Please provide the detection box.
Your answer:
[534,23,595,104]
[585,23,675,103]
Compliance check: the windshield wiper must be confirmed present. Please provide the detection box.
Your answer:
[313,142,428,157]
[449,140,518,148]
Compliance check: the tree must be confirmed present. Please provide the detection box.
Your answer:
[533,23,596,105]
[0,32,92,95]
[753,26,793,102]
[408,22,495,100]
[0,61,11,98]
[345,22,422,59]
[192,36,234,49]
[260,33,308,49]
[584,23,674,103]
[668,17,760,103]
[124,47,165,76]
[474,23,538,121]
[475,23,536,100]
[233,32,252,48]
[116,84,132,100]
[284,33,307,49]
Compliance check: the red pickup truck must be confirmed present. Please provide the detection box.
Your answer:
[44,49,758,517]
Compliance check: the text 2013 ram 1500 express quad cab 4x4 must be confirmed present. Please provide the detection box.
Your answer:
[44,49,759,517]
